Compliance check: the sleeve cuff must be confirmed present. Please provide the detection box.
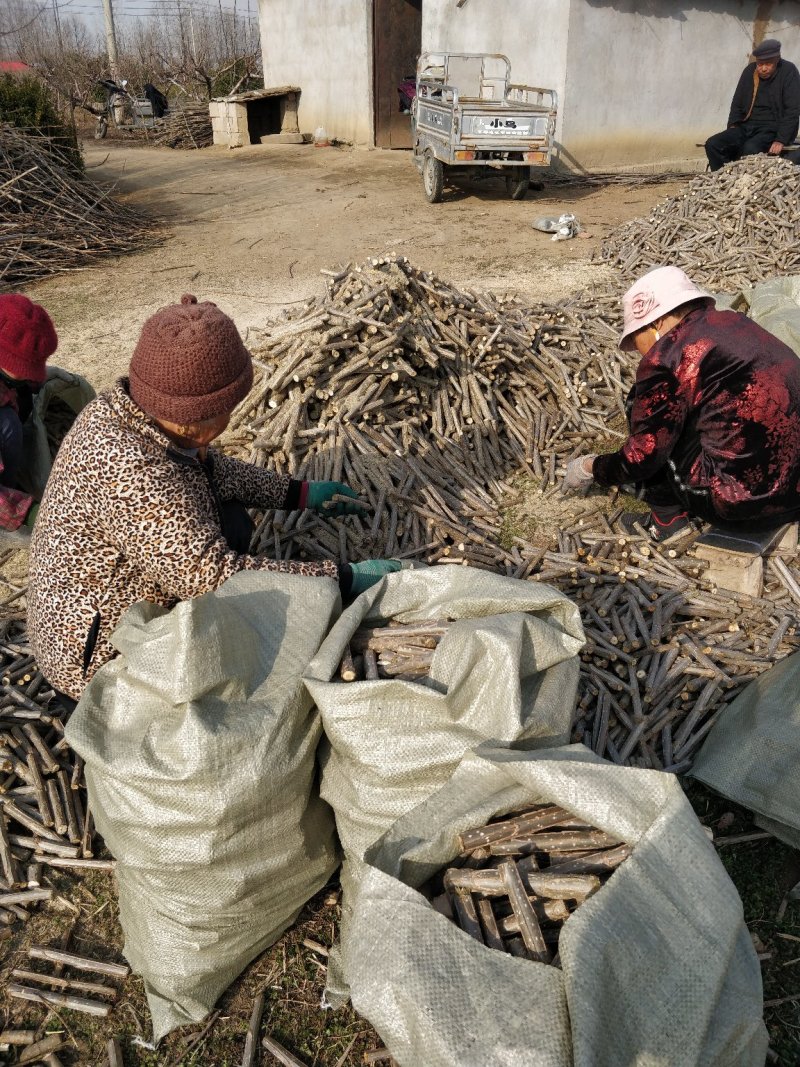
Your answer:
[284,479,306,510]
[338,562,353,596]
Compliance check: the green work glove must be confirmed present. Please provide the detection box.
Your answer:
[344,559,402,597]
[23,502,39,529]
[305,480,366,516]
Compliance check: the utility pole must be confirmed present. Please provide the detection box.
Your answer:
[101,0,119,81]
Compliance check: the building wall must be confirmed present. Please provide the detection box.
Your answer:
[421,0,571,142]
[258,0,800,163]
[562,0,800,167]
[259,0,374,145]
[421,0,800,168]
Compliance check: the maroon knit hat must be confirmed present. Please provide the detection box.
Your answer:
[0,294,58,384]
[129,294,253,423]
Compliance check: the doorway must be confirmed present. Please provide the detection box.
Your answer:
[373,0,422,149]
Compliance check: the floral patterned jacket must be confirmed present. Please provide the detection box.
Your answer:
[593,306,800,523]
[28,379,337,699]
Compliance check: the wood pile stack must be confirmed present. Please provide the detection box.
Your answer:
[0,123,161,290]
[227,255,632,572]
[228,256,800,771]
[596,154,800,290]
[148,102,213,149]
[0,627,106,946]
[424,804,630,964]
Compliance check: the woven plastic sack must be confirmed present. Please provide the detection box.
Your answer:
[691,650,800,849]
[305,566,585,868]
[65,570,341,1041]
[339,745,767,1067]
[18,366,95,499]
[744,275,800,358]
[304,566,584,1003]
[713,275,800,357]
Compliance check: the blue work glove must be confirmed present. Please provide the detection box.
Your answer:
[304,480,366,516]
[341,559,402,598]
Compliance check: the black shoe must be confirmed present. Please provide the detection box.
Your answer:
[619,510,692,544]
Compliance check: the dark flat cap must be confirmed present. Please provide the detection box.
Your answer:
[753,39,781,60]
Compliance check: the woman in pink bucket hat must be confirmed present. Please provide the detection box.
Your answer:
[562,265,800,542]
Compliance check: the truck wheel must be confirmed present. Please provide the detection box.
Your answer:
[423,152,444,203]
[505,166,530,200]
[94,116,108,140]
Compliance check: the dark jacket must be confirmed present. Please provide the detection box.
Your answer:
[593,307,800,524]
[728,58,800,145]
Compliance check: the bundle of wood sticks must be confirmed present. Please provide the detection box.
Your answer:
[337,619,450,682]
[424,804,630,964]
[0,122,161,290]
[0,629,105,940]
[597,154,800,290]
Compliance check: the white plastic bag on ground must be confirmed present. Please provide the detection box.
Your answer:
[691,650,800,848]
[65,570,341,1041]
[339,745,767,1067]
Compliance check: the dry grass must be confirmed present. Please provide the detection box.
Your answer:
[0,869,384,1066]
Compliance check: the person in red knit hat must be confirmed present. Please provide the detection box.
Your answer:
[29,294,402,703]
[0,294,59,532]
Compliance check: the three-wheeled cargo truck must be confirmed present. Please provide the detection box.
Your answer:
[412,52,558,203]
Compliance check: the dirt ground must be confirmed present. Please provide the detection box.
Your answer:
[25,138,684,393]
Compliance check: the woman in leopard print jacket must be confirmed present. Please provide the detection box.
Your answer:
[28,296,397,701]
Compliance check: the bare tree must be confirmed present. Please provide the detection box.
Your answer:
[0,0,262,123]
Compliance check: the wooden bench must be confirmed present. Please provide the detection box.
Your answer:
[693,522,798,596]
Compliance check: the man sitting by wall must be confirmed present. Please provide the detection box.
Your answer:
[705,39,800,172]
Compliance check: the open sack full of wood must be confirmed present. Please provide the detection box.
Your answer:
[336,745,768,1067]
[302,565,585,1003]
[691,650,800,849]
[63,570,342,1042]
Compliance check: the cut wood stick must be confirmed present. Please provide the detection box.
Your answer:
[714,831,773,846]
[0,888,52,906]
[262,1033,308,1066]
[242,991,265,1067]
[0,1029,36,1045]
[18,1034,64,1064]
[489,829,619,855]
[34,855,115,871]
[547,843,632,875]
[444,881,485,943]
[8,983,112,1017]
[9,836,79,858]
[500,860,551,963]
[443,867,504,895]
[107,1037,124,1067]
[498,898,570,934]
[476,897,505,951]
[518,869,602,901]
[459,806,575,851]
[11,968,118,998]
[363,648,379,681]
[27,946,130,978]
[338,646,357,682]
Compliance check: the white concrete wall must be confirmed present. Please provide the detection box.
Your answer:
[422,0,570,142]
[259,0,373,145]
[257,0,800,164]
[563,0,800,167]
